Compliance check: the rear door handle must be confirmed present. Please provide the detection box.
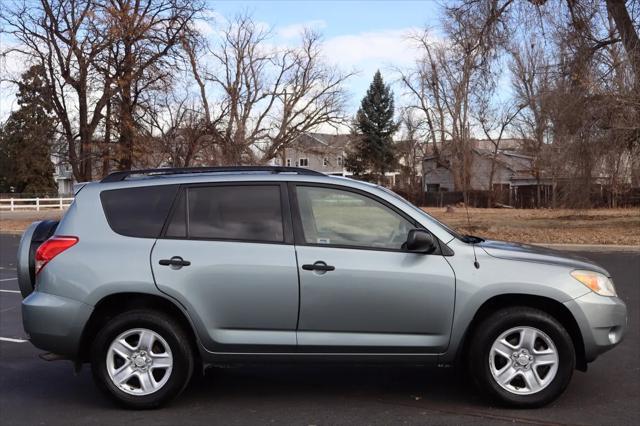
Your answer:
[302,261,335,272]
[159,256,191,268]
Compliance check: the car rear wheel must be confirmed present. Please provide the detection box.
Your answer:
[469,306,575,407]
[91,310,194,409]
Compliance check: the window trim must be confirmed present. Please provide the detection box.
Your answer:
[159,182,294,245]
[287,182,446,254]
[298,158,309,167]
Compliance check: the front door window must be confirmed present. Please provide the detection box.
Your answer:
[295,186,414,250]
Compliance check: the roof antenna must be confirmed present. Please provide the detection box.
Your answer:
[464,191,480,269]
[472,246,480,269]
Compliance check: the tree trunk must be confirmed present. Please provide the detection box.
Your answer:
[536,170,542,208]
[605,0,640,90]
[117,39,135,170]
[102,98,112,177]
[118,84,134,170]
[488,148,499,208]
[77,83,92,182]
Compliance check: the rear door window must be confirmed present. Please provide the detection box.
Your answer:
[101,185,178,238]
[166,185,284,243]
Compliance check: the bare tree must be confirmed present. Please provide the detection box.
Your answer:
[475,93,524,206]
[99,0,202,170]
[185,15,354,165]
[509,42,555,206]
[138,90,213,168]
[396,109,428,202]
[401,1,512,194]
[1,0,204,178]
[413,0,638,208]
[453,0,639,91]
[1,0,112,181]
[545,0,638,207]
[474,0,639,134]
[400,30,446,159]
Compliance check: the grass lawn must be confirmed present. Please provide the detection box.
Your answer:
[424,207,640,245]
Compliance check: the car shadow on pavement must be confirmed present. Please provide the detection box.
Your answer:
[188,363,483,407]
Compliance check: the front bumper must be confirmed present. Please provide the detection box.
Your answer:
[22,291,93,357]
[564,292,627,362]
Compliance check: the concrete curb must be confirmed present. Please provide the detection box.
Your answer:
[534,243,640,252]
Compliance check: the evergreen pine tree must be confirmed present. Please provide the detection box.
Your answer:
[0,65,57,194]
[345,70,398,183]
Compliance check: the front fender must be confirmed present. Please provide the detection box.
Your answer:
[440,249,590,364]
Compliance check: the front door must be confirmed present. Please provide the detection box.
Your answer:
[292,184,456,353]
[151,183,299,353]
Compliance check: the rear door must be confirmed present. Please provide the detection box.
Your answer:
[151,183,299,353]
[291,184,456,353]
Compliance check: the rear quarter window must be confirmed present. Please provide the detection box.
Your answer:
[100,185,178,238]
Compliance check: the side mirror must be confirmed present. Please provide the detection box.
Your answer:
[405,229,437,254]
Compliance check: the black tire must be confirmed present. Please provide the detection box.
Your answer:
[468,306,575,408]
[91,309,194,409]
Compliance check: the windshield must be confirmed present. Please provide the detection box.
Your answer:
[377,186,465,241]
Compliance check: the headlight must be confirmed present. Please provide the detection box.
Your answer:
[570,270,617,297]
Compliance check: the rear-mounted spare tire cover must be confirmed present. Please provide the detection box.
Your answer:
[17,220,59,298]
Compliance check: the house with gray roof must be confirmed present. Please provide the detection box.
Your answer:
[272,132,351,175]
[422,140,549,206]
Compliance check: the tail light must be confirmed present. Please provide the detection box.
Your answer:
[35,236,79,275]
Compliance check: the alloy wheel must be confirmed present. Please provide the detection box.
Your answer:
[106,328,173,396]
[489,326,559,395]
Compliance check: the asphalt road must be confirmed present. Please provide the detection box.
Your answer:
[0,233,638,425]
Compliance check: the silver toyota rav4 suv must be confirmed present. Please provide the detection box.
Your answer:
[17,166,627,409]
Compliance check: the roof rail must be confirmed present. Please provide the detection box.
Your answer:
[100,166,325,183]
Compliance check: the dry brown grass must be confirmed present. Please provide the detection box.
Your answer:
[1,207,639,245]
[0,210,63,234]
[424,207,640,245]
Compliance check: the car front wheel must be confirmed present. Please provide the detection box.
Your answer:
[469,306,576,407]
[91,310,194,409]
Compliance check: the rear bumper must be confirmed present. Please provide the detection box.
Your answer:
[564,292,627,363]
[22,291,93,357]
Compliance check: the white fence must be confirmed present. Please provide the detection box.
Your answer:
[0,197,73,211]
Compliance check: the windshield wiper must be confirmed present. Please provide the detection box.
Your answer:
[462,234,485,244]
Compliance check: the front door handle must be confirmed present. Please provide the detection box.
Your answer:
[159,256,191,268]
[302,261,335,272]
